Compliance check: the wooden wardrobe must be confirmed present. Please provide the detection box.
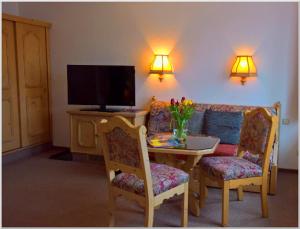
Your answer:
[2,14,52,153]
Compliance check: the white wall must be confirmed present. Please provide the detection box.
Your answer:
[9,2,298,169]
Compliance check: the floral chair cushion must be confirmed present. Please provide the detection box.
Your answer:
[242,151,274,171]
[239,111,272,156]
[105,127,140,168]
[242,151,263,167]
[112,163,189,196]
[200,156,262,180]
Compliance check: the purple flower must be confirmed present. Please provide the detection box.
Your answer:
[170,98,175,105]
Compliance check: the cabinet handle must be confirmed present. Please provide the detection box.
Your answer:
[95,134,99,137]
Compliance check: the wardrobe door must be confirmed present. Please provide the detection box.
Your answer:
[2,20,21,152]
[16,22,50,147]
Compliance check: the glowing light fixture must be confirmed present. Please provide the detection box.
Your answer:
[230,56,257,85]
[149,54,174,82]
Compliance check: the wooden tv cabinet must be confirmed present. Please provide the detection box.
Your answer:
[67,109,148,155]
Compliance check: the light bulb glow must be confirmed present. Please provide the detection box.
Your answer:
[150,55,174,74]
[231,56,257,77]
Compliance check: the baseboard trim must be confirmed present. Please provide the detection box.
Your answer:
[278,168,298,173]
[71,151,104,163]
[2,143,52,165]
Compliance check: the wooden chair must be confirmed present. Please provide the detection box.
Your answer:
[199,108,278,226]
[98,116,189,227]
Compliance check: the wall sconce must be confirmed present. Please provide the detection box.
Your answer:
[230,56,257,85]
[149,54,174,82]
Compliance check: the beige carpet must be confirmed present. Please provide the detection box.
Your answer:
[2,149,298,227]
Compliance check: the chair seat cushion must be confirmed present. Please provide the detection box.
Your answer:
[112,163,189,196]
[200,156,262,180]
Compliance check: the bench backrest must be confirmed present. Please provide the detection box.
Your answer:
[147,99,281,166]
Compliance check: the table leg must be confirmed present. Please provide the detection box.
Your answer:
[182,155,202,217]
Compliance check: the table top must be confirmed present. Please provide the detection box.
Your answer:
[147,135,220,156]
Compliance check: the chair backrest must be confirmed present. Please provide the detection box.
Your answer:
[98,116,154,198]
[237,108,278,176]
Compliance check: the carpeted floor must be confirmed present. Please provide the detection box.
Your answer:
[2,149,298,227]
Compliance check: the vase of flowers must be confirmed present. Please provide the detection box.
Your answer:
[169,97,195,143]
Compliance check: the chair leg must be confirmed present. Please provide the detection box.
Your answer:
[199,172,206,209]
[261,182,269,218]
[145,203,154,227]
[108,193,115,226]
[181,182,189,227]
[237,186,243,201]
[222,182,229,227]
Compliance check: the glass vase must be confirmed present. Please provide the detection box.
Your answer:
[173,120,188,143]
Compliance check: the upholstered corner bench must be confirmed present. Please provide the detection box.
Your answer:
[145,97,281,195]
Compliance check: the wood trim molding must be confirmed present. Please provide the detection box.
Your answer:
[278,168,298,173]
[2,13,51,28]
[2,143,52,164]
[45,28,53,142]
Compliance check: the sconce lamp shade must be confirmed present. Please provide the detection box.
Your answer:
[149,55,174,74]
[231,56,257,85]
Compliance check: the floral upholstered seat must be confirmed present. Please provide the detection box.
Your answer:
[112,163,189,196]
[200,156,262,180]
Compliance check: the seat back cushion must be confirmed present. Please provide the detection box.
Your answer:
[239,110,272,155]
[203,110,243,144]
[148,101,205,136]
[148,101,171,135]
[187,111,205,135]
[105,127,141,168]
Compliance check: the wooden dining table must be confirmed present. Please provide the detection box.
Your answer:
[148,135,220,216]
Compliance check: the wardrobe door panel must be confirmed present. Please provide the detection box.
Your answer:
[2,20,21,152]
[16,22,50,147]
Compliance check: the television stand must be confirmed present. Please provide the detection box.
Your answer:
[67,108,148,155]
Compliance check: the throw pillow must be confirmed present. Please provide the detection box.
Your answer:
[203,110,243,144]
[147,101,171,135]
[186,111,205,135]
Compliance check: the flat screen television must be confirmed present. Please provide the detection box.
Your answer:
[67,65,135,111]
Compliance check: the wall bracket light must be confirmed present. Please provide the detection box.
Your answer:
[149,54,174,82]
[230,55,257,85]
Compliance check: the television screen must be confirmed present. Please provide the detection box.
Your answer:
[67,65,135,107]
